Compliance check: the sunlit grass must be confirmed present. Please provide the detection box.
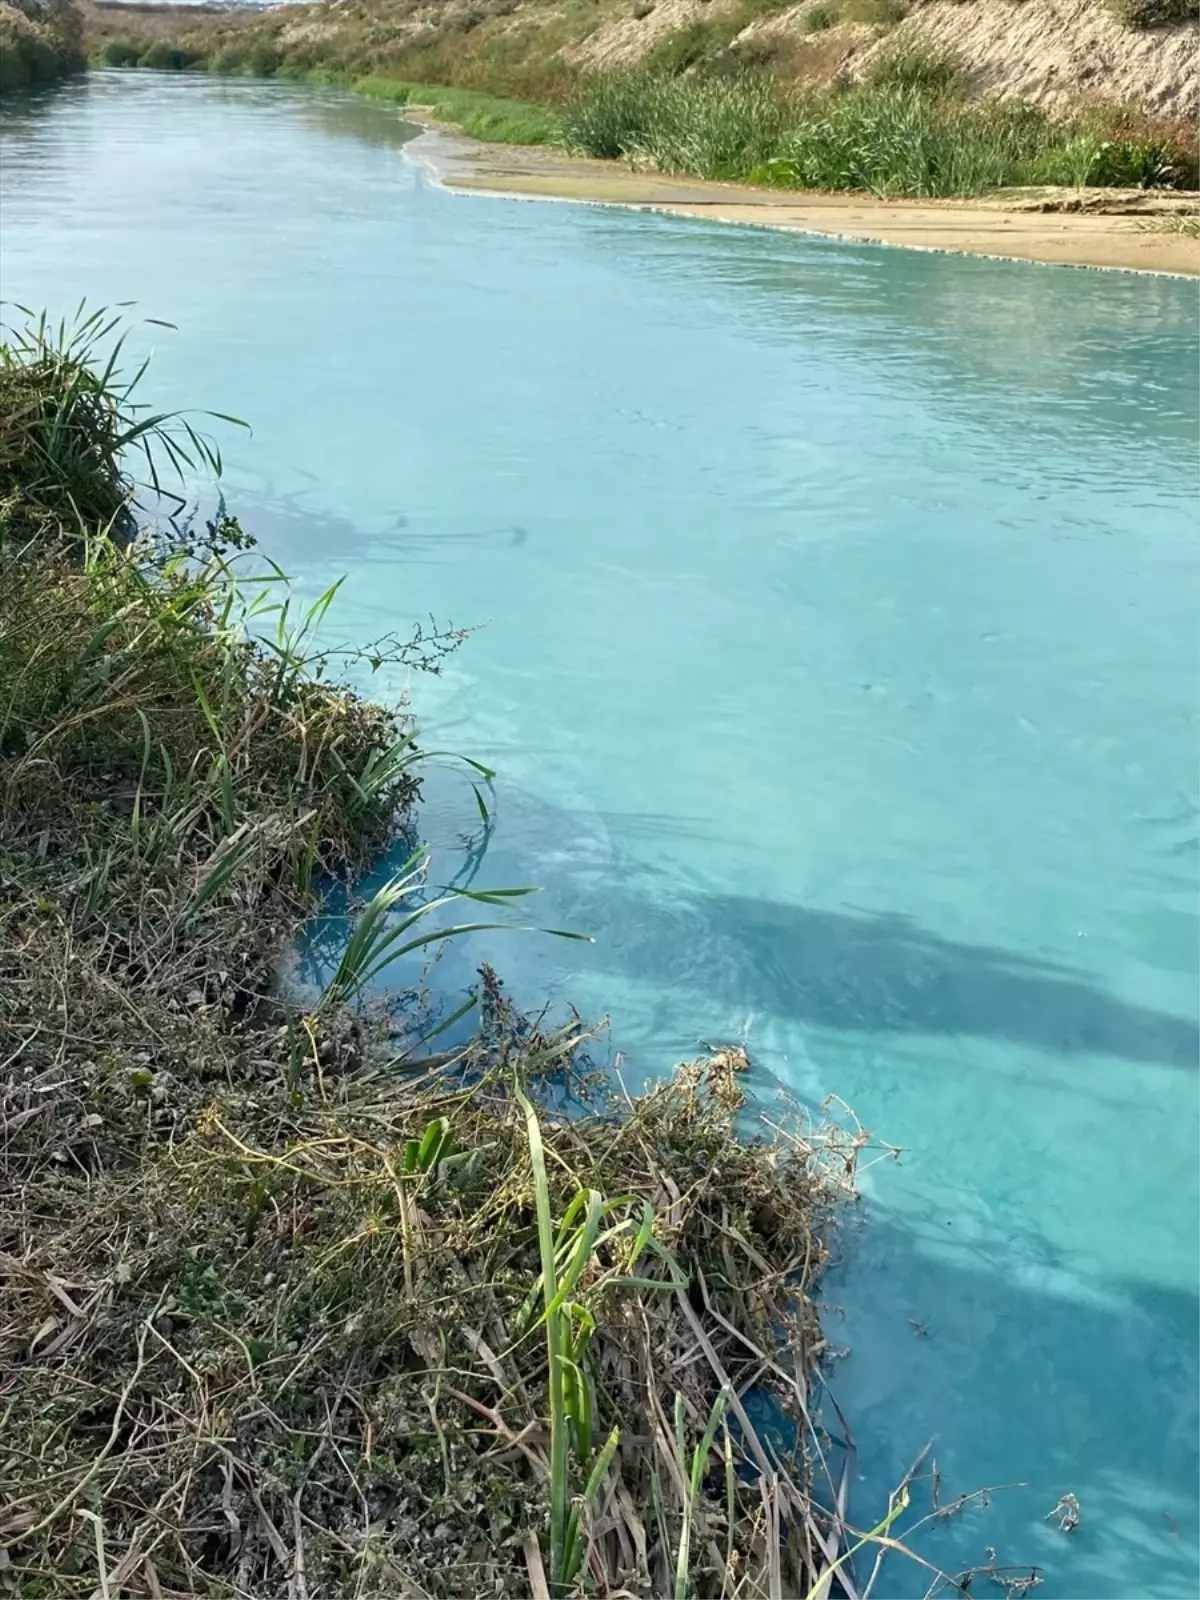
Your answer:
[560,70,1200,196]
[354,76,561,144]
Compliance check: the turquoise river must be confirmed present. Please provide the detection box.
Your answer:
[2,71,1197,1599]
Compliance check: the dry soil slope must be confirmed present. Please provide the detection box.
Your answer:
[574,0,1198,116]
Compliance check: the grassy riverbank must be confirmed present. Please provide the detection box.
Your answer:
[355,75,560,143]
[0,0,84,90]
[355,58,1199,193]
[0,313,891,1597]
[558,60,1200,192]
[79,0,1200,196]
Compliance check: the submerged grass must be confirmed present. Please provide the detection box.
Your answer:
[0,312,998,1597]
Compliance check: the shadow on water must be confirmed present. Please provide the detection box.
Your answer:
[222,485,532,574]
[298,833,1200,1595]
[292,792,1199,1595]
[572,878,1200,1070]
[307,781,1199,1074]
[824,1207,1199,1599]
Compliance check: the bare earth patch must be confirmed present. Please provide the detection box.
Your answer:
[578,0,1200,117]
[864,0,1199,117]
[567,0,720,70]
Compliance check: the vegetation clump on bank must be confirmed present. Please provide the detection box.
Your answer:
[1103,0,1198,26]
[559,58,1200,194]
[0,0,84,90]
[0,313,892,1597]
[355,74,560,142]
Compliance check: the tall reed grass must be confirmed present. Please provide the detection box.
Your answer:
[0,306,229,533]
[0,308,481,956]
[560,71,788,176]
[561,70,1200,195]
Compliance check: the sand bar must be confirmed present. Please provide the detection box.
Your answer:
[407,121,1200,276]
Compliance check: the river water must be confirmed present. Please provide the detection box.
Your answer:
[3,71,1197,1597]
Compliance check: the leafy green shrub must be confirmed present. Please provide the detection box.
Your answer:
[0,31,55,88]
[101,39,141,68]
[137,41,201,72]
[637,0,792,78]
[844,0,909,21]
[1090,135,1198,188]
[642,18,738,74]
[1087,107,1199,187]
[0,0,84,92]
[803,2,841,29]
[244,41,283,76]
[276,51,331,79]
[210,44,248,74]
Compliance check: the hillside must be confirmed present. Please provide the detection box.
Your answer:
[580,0,1200,116]
[82,0,1199,117]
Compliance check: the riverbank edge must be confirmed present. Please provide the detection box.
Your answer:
[0,316,890,1596]
[26,61,1200,271]
[0,0,86,92]
[400,112,1200,276]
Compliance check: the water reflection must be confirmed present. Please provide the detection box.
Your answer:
[289,92,421,152]
[591,209,1200,459]
[0,70,421,152]
[0,73,91,157]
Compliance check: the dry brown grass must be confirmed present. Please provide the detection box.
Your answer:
[1,983,876,1596]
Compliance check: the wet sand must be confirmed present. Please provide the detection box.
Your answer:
[407,122,1200,276]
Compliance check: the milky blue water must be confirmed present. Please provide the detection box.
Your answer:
[3,72,1197,1597]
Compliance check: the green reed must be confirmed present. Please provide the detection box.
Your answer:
[561,70,1199,195]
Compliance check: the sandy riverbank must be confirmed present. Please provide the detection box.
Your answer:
[408,121,1200,276]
